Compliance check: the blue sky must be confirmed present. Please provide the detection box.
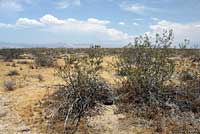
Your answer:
[0,0,200,47]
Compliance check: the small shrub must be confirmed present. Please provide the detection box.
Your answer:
[7,70,19,76]
[45,48,113,134]
[5,63,10,66]
[4,80,16,91]
[180,71,195,81]
[35,54,54,67]
[17,60,29,64]
[11,63,17,67]
[37,74,44,82]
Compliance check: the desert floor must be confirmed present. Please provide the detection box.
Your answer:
[0,57,154,134]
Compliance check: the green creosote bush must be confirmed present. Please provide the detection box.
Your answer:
[116,30,175,110]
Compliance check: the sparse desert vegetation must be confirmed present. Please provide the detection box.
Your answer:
[1,32,200,134]
[1,0,200,133]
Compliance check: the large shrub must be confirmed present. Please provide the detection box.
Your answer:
[115,30,200,132]
[116,30,175,107]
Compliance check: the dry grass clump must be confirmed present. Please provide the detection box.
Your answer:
[4,80,16,91]
[44,47,113,134]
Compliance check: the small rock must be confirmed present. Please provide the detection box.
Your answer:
[18,126,31,132]
[0,111,7,118]
[180,71,194,81]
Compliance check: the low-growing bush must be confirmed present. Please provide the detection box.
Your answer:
[35,54,54,67]
[11,63,17,67]
[4,80,16,91]
[7,70,19,76]
[5,63,10,66]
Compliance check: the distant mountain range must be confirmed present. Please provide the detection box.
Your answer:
[0,42,91,48]
[0,42,120,48]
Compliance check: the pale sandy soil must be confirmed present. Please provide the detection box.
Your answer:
[1,56,196,134]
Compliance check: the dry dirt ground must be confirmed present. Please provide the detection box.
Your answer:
[1,56,196,134]
[0,56,153,134]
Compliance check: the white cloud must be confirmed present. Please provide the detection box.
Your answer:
[67,18,77,22]
[56,0,80,9]
[133,22,139,26]
[0,23,15,28]
[0,14,135,42]
[87,18,110,25]
[40,14,65,25]
[16,18,43,27]
[149,20,200,44]
[118,22,125,25]
[41,16,133,41]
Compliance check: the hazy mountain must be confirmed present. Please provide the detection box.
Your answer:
[0,42,77,48]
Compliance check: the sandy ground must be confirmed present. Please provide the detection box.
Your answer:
[1,56,196,134]
[0,91,33,134]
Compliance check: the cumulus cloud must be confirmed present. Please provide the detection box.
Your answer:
[16,18,43,27]
[40,14,65,25]
[0,14,135,42]
[149,20,200,45]
[56,0,80,9]
[40,15,133,41]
